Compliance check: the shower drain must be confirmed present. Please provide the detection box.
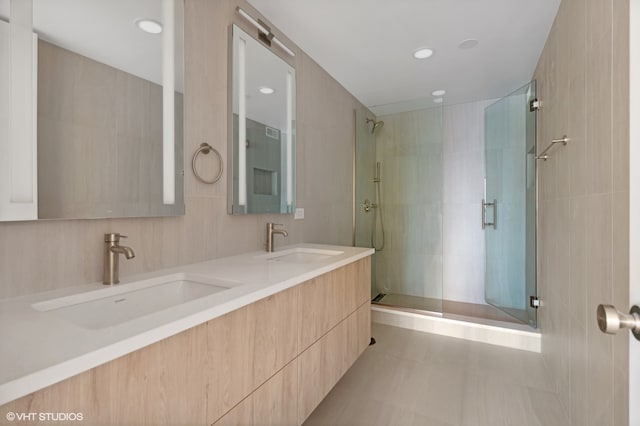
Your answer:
[372,293,386,303]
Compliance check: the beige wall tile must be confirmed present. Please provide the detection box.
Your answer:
[585,35,613,195]
[586,0,613,46]
[535,0,629,422]
[567,65,587,197]
[612,190,630,425]
[375,99,494,306]
[612,0,630,193]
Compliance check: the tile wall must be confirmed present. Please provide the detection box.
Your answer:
[534,0,629,423]
[374,107,444,301]
[373,99,493,306]
[442,100,493,305]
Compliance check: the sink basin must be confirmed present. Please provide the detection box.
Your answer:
[32,273,239,329]
[258,247,344,264]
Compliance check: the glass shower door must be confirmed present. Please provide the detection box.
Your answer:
[354,106,444,315]
[484,81,537,326]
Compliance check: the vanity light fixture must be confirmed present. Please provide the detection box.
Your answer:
[259,86,275,95]
[236,7,295,57]
[286,71,293,207]
[413,47,434,59]
[238,36,247,206]
[8,0,37,214]
[136,19,163,34]
[162,0,174,204]
[432,89,446,96]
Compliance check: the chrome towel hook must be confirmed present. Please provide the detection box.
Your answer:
[192,143,223,184]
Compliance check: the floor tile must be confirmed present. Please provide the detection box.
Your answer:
[304,323,568,426]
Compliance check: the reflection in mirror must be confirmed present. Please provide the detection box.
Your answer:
[0,0,184,221]
[229,24,296,215]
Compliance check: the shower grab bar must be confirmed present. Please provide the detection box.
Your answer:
[536,135,568,161]
[482,199,497,229]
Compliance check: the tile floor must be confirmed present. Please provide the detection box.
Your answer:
[304,322,569,426]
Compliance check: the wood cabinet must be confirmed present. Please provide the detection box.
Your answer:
[0,257,371,426]
[1,325,209,425]
[216,303,371,426]
[214,359,299,426]
[297,303,370,422]
[205,286,300,422]
[298,257,370,352]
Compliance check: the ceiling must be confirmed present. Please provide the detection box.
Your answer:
[247,0,560,116]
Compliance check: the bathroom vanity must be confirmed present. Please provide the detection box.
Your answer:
[0,244,373,425]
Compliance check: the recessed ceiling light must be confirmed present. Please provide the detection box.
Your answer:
[433,98,444,104]
[432,89,446,97]
[259,87,275,95]
[458,38,479,49]
[413,48,434,59]
[136,19,163,34]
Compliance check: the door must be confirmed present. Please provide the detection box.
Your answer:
[483,81,537,326]
[629,1,639,422]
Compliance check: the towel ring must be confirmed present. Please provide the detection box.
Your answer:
[192,143,223,184]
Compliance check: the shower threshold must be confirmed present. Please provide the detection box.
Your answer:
[372,292,527,326]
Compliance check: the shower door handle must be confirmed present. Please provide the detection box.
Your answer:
[482,199,497,229]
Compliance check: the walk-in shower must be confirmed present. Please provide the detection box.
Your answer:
[355,81,538,328]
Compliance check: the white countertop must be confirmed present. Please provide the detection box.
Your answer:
[0,243,374,406]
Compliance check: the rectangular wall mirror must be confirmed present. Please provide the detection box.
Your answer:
[228,24,296,215]
[0,0,184,221]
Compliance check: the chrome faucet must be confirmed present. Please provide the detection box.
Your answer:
[266,223,288,252]
[103,233,135,285]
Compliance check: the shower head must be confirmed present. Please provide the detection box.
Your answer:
[366,117,385,134]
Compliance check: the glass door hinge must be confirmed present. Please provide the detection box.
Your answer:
[530,296,540,309]
[529,99,540,112]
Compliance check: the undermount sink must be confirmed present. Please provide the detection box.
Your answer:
[258,247,344,264]
[31,273,239,330]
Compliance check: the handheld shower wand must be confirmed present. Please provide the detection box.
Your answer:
[371,161,385,251]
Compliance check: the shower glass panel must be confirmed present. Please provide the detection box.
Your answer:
[484,81,537,327]
[354,109,377,296]
[355,106,444,315]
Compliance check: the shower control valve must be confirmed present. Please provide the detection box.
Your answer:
[363,199,378,213]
